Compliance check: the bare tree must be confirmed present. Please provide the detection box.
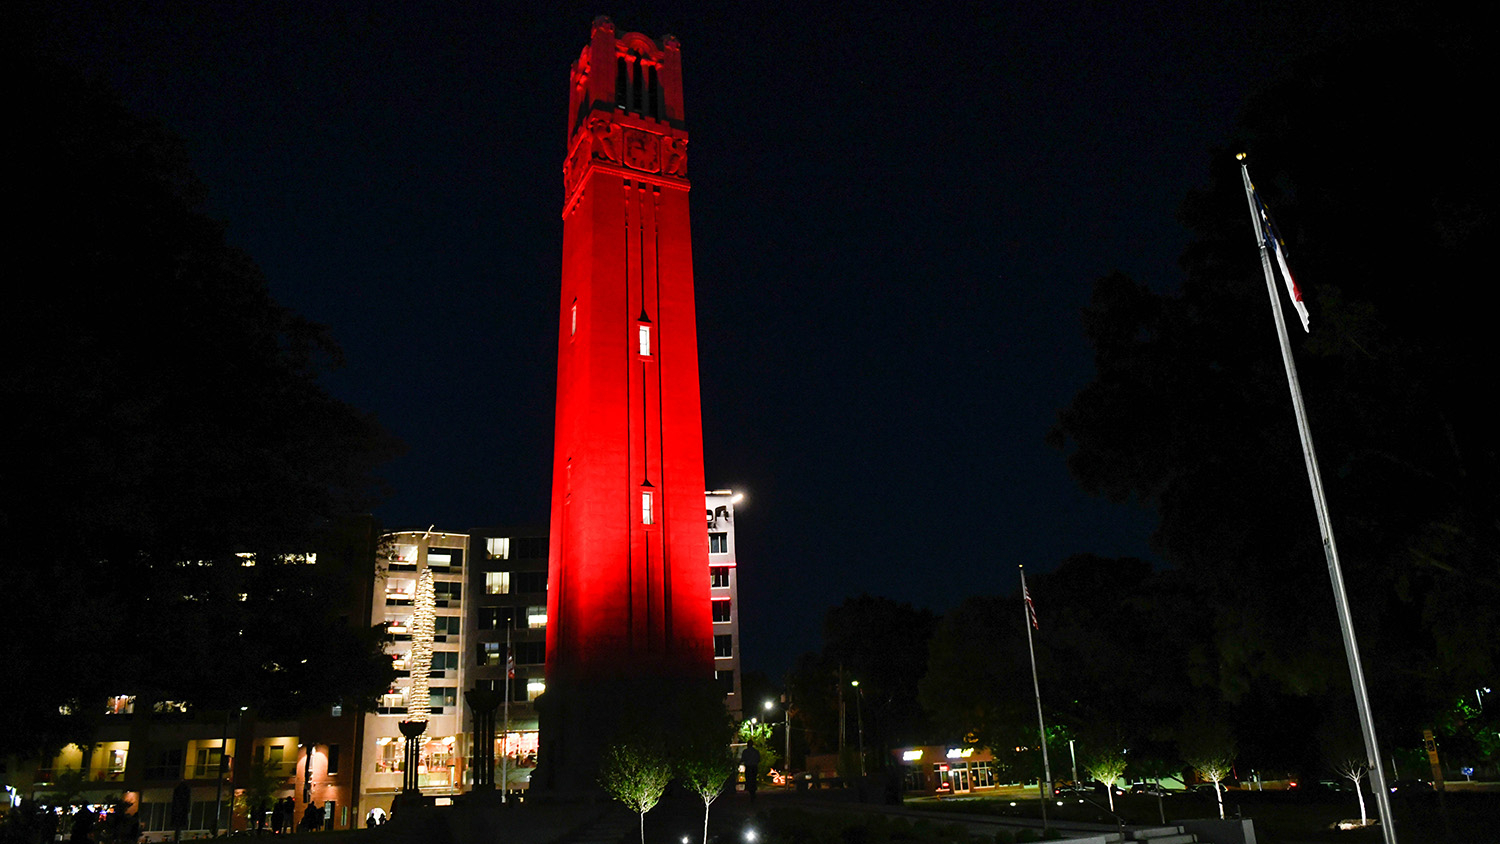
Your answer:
[1332,755,1370,825]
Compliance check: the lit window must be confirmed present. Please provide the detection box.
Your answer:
[639,324,651,356]
[709,532,728,554]
[642,491,654,524]
[527,680,546,701]
[527,607,548,629]
[486,537,510,560]
[571,302,577,337]
[486,572,511,594]
[480,642,502,666]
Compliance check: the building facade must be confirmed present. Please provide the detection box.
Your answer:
[356,530,471,816]
[706,490,744,719]
[9,528,378,839]
[352,496,740,817]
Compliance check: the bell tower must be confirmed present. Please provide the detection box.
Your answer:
[535,17,713,792]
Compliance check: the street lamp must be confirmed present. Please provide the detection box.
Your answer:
[850,681,865,777]
[764,699,792,781]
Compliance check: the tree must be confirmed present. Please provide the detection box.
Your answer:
[1320,709,1375,827]
[235,757,293,831]
[822,595,938,766]
[1083,747,1128,813]
[598,739,671,844]
[919,595,1031,754]
[676,735,737,844]
[737,719,781,781]
[1181,717,1236,820]
[1331,756,1370,826]
[4,56,400,758]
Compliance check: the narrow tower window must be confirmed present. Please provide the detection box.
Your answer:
[641,491,654,525]
[571,301,577,337]
[638,324,651,356]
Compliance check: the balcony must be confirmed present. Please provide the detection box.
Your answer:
[185,764,229,780]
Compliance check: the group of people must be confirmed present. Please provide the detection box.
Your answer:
[255,795,304,834]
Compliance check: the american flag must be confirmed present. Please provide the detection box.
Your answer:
[1024,584,1039,630]
[506,647,515,679]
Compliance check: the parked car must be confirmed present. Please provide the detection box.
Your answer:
[1130,782,1173,797]
[1388,779,1435,793]
[1303,779,1353,794]
[1058,780,1126,797]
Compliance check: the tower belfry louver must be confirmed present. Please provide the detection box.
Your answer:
[534,17,714,792]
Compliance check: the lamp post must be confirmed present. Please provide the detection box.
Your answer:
[851,681,865,777]
[780,695,791,777]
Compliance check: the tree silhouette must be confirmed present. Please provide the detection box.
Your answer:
[5,55,399,758]
[1049,28,1494,751]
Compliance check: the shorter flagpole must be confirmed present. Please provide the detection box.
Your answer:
[501,623,512,803]
[1021,565,1052,831]
[1238,154,1397,844]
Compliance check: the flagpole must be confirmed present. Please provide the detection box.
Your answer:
[1238,155,1397,844]
[1020,565,1052,832]
[501,623,512,803]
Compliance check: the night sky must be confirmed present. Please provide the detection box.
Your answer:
[33,1,1427,678]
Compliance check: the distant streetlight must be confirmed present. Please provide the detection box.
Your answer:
[764,698,790,779]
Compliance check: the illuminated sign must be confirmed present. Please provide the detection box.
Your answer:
[946,748,974,759]
[901,750,923,761]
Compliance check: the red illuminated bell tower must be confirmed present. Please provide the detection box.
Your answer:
[534,17,713,792]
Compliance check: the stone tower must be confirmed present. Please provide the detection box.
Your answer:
[534,17,714,793]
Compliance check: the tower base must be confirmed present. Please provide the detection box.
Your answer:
[529,675,726,800]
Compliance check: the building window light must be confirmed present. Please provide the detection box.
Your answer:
[642,491,654,525]
[527,607,548,629]
[526,681,546,701]
[639,324,651,356]
[486,537,510,560]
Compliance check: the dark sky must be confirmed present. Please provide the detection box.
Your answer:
[34,0,1422,678]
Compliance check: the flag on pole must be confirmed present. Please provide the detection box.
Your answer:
[1024,584,1039,630]
[1247,179,1310,332]
[506,647,515,679]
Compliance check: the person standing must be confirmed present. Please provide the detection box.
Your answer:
[741,744,762,803]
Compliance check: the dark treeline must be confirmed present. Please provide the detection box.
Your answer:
[3,55,402,760]
[776,27,1495,784]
